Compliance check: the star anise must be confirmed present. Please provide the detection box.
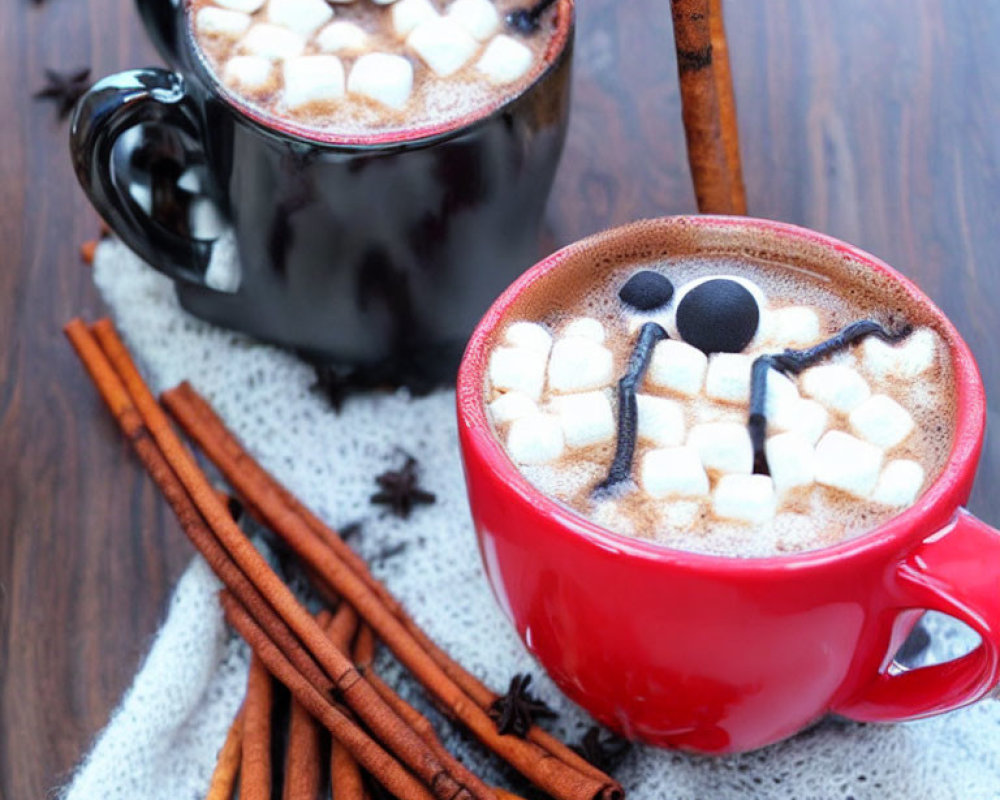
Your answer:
[572,726,632,774]
[35,67,91,120]
[370,453,436,519]
[488,673,557,737]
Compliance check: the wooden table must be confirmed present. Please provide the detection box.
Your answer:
[2,0,999,795]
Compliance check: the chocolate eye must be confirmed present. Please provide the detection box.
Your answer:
[675,278,760,354]
[618,270,675,311]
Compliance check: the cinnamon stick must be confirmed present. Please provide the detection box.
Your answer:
[84,319,474,800]
[164,383,620,798]
[670,0,746,214]
[329,609,365,800]
[206,707,244,800]
[242,653,275,800]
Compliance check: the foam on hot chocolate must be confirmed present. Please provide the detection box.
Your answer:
[188,0,563,138]
[482,223,956,557]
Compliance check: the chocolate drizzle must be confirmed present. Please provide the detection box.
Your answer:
[750,319,913,474]
[596,322,669,493]
[507,0,558,34]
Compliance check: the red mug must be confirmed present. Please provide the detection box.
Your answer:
[456,215,1000,754]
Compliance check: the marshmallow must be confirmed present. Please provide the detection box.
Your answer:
[704,353,753,404]
[476,34,534,84]
[392,0,439,37]
[266,0,333,37]
[241,24,307,59]
[506,414,564,465]
[800,364,871,413]
[504,321,552,355]
[814,431,883,498]
[347,53,414,109]
[590,501,635,537]
[773,398,829,445]
[862,327,937,380]
[550,391,615,448]
[488,391,538,425]
[647,339,708,397]
[447,0,500,40]
[561,317,605,343]
[316,21,369,53]
[688,422,754,476]
[765,432,815,492]
[282,56,345,108]
[764,369,801,421]
[713,474,777,524]
[636,394,686,447]
[872,459,926,507]
[488,345,547,401]
[764,306,821,347]
[224,56,274,89]
[640,446,710,498]
[196,7,252,37]
[547,337,614,393]
[849,394,915,449]
[662,500,702,530]
[214,0,266,10]
[408,17,478,76]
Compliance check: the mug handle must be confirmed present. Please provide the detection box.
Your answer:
[70,68,218,289]
[834,509,1000,722]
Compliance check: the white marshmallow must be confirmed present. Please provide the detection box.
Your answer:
[316,21,369,53]
[504,321,552,355]
[347,53,414,109]
[547,337,614,393]
[488,391,537,425]
[196,7,252,38]
[267,0,333,37]
[704,353,753,404]
[408,17,478,76]
[447,0,500,40]
[713,475,776,524]
[774,398,829,445]
[764,369,801,421]
[647,339,708,397]
[282,56,345,108]
[488,346,547,401]
[862,328,938,380]
[214,0,266,11]
[849,394,915,449]
[765,432,815,492]
[589,501,635,537]
[506,414,564,465]
[814,431,883,498]
[476,34,534,84]
[636,394,686,447]
[241,23,307,59]
[392,0,439,37]
[688,422,754,476]
[561,317,605,343]
[800,364,871,413]
[662,500,702,530]
[764,306,821,347]
[550,391,615,448]
[640,447,710,498]
[872,459,926,507]
[224,56,274,89]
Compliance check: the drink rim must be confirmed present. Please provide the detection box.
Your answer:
[456,215,987,573]
[182,0,575,149]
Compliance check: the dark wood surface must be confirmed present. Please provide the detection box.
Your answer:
[3,1,1000,796]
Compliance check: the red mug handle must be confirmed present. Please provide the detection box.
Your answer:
[835,509,1000,722]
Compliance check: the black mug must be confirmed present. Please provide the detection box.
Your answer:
[70,0,574,389]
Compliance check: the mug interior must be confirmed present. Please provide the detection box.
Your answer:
[181,0,575,149]
[457,215,986,571]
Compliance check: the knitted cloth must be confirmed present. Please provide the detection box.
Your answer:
[63,238,1000,800]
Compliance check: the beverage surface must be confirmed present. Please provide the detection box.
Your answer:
[483,251,955,557]
[187,0,561,138]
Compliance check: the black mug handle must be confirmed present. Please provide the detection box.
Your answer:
[70,68,218,288]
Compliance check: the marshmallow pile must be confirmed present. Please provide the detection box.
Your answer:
[194,0,540,122]
[486,307,942,533]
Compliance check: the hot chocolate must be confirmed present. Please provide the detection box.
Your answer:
[187,0,562,137]
[483,234,955,557]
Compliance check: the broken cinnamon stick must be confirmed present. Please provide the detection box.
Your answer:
[241,653,274,800]
[205,707,244,800]
[329,609,366,800]
[670,0,746,214]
